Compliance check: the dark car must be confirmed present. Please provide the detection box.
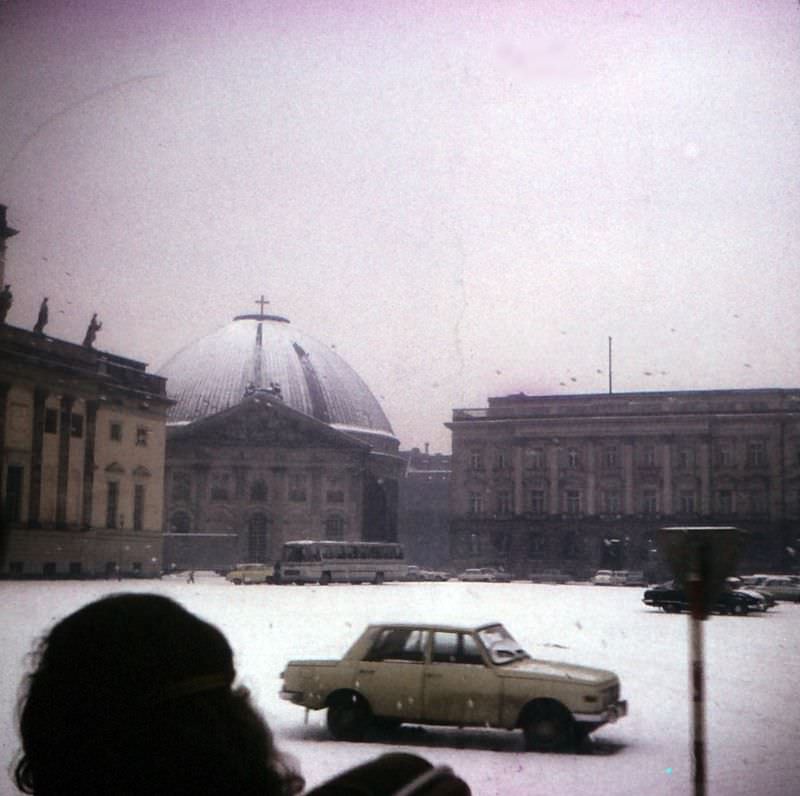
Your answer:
[642,581,766,615]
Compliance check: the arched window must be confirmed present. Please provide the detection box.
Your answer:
[248,513,270,562]
[325,514,345,541]
[250,479,268,502]
[169,512,191,533]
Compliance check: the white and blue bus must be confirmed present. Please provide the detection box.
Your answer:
[275,540,407,585]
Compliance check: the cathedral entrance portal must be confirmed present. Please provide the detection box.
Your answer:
[247,513,270,562]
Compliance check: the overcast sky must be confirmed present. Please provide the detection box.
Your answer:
[2,0,799,452]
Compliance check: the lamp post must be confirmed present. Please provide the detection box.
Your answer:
[657,526,747,796]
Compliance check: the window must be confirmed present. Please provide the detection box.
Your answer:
[326,489,344,504]
[325,514,345,540]
[367,628,427,662]
[492,530,510,553]
[496,490,512,516]
[469,450,484,470]
[495,450,509,470]
[468,492,483,515]
[604,490,621,514]
[210,473,230,502]
[169,512,191,533]
[135,427,148,446]
[642,489,657,514]
[679,448,694,470]
[525,447,544,470]
[110,422,122,441]
[44,408,58,434]
[133,484,145,530]
[431,632,484,665]
[529,490,545,515]
[604,446,618,467]
[565,490,581,515]
[289,473,307,502]
[749,491,767,515]
[171,472,191,502]
[718,445,734,467]
[679,491,696,514]
[250,479,268,502]
[106,481,119,529]
[717,490,733,514]
[747,441,766,467]
[70,413,84,438]
[528,533,545,559]
[642,445,656,467]
[4,465,23,523]
[567,448,579,469]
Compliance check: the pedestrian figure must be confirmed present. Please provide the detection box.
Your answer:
[82,313,102,347]
[187,570,195,584]
[0,284,12,323]
[33,297,48,334]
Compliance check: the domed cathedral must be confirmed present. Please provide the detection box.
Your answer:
[158,302,404,571]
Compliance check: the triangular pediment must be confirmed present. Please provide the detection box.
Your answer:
[167,394,368,451]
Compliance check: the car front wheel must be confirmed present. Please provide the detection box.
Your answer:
[522,701,574,752]
[327,694,373,741]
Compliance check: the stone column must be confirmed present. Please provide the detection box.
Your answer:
[81,400,98,528]
[623,440,634,514]
[547,445,559,515]
[661,439,673,515]
[586,440,596,515]
[513,444,523,515]
[27,388,48,527]
[56,395,74,528]
[0,382,9,521]
[698,438,711,515]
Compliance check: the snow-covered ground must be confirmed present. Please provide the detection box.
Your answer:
[2,577,799,795]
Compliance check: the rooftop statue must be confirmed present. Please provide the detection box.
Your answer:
[83,313,103,348]
[0,284,12,323]
[33,297,48,334]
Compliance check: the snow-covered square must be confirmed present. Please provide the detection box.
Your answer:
[2,578,799,795]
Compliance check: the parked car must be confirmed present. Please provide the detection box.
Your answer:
[744,575,800,602]
[459,567,512,582]
[225,562,274,585]
[622,571,648,587]
[642,581,767,614]
[591,569,627,586]
[280,621,627,751]
[529,569,570,584]
[419,568,450,581]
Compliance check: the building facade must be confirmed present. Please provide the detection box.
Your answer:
[447,389,800,578]
[159,311,404,571]
[397,446,451,568]
[0,323,171,577]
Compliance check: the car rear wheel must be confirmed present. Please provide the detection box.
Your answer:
[327,694,373,741]
[373,572,384,585]
[319,572,331,585]
[522,701,574,752]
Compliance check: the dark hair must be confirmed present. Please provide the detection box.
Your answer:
[14,593,303,796]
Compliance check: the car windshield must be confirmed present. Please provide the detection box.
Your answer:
[478,624,529,665]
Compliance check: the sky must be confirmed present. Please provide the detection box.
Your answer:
[1,0,799,453]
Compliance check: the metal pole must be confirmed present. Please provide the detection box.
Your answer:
[608,337,613,394]
[687,556,707,796]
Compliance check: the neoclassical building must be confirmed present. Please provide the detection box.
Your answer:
[0,323,171,577]
[158,309,404,570]
[447,389,800,578]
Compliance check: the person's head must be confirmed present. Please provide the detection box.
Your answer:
[14,593,303,796]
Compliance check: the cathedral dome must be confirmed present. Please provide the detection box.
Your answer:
[158,313,396,444]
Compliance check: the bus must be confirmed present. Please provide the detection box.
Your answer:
[274,540,407,585]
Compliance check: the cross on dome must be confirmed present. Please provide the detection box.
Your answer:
[255,294,270,315]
